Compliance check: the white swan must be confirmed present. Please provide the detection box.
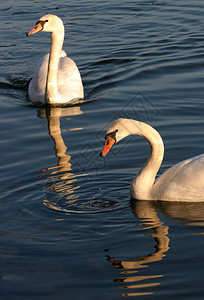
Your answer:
[26,14,84,105]
[100,118,204,202]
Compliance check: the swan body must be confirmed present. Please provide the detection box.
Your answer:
[27,14,84,105]
[100,118,204,202]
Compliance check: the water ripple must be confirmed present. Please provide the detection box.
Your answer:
[41,173,130,214]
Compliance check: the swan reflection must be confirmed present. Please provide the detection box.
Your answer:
[38,106,83,212]
[107,200,204,296]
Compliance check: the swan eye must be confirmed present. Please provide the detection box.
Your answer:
[35,20,49,30]
[105,129,118,141]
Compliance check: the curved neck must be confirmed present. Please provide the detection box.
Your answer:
[129,121,164,199]
[46,29,64,104]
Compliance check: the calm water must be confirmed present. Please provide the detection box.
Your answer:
[1,0,204,299]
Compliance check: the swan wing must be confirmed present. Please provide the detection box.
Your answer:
[28,53,49,103]
[57,53,84,102]
[153,154,204,201]
[28,51,83,104]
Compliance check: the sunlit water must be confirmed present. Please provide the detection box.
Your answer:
[1,1,204,299]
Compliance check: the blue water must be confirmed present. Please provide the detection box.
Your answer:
[1,0,204,299]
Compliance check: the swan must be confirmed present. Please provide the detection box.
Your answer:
[100,118,204,202]
[26,14,84,105]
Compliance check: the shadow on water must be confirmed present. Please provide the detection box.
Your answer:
[37,106,83,212]
[38,106,128,214]
[106,199,204,297]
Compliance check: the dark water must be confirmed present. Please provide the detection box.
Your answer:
[1,0,204,299]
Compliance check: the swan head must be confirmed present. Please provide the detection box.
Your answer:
[26,14,64,36]
[100,118,137,157]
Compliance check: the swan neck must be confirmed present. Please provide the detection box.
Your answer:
[46,29,64,104]
[130,121,164,199]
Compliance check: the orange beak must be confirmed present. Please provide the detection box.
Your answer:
[26,23,43,36]
[100,136,116,157]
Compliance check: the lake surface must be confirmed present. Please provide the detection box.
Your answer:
[1,0,204,299]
